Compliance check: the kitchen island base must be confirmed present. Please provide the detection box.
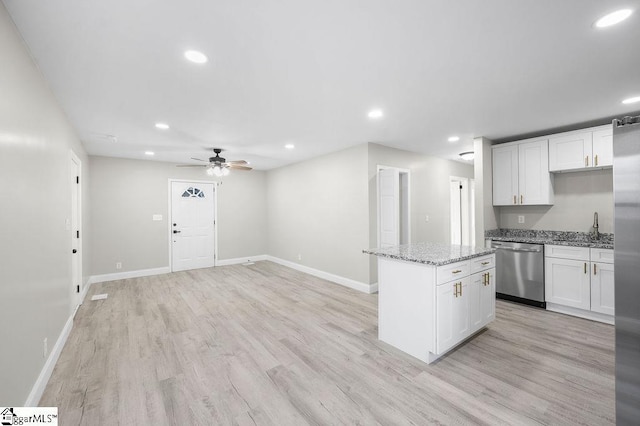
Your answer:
[377,253,496,364]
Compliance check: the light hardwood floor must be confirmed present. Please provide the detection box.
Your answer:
[41,261,615,425]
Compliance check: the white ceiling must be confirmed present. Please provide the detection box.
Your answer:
[4,0,640,169]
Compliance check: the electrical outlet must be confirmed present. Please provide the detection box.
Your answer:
[297,254,302,261]
[116,262,122,269]
[43,338,48,358]
[425,215,430,222]
[518,215,525,224]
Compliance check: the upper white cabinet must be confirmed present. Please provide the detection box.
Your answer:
[492,139,554,206]
[548,125,612,172]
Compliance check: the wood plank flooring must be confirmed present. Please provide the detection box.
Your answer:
[41,261,615,425]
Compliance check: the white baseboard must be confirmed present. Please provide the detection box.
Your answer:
[546,302,615,325]
[265,256,376,294]
[216,255,267,266]
[88,266,171,285]
[24,314,74,406]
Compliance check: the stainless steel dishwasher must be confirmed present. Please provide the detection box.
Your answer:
[490,241,545,308]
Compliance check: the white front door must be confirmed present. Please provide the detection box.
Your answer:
[170,181,216,272]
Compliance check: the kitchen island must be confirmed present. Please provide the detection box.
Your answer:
[364,242,496,364]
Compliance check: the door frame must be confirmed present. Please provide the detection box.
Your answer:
[69,150,82,314]
[449,176,475,246]
[376,165,411,248]
[168,179,218,272]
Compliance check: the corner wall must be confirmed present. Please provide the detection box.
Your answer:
[266,144,370,286]
[0,3,90,405]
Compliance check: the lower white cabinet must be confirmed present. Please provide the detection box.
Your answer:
[378,254,496,363]
[436,266,495,355]
[591,261,615,315]
[545,257,591,310]
[436,277,470,354]
[544,245,614,323]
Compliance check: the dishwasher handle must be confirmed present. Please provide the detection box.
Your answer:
[494,246,542,253]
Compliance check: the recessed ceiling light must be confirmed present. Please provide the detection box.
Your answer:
[448,136,460,142]
[368,109,384,119]
[595,9,633,28]
[155,122,170,130]
[622,96,640,104]
[184,50,208,64]
[459,151,474,161]
[284,144,295,149]
[145,151,155,156]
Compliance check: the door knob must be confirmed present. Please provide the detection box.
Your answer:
[173,230,181,234]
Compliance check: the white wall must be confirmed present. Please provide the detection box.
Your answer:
[498,169,613,233]
[367,143,474,282]
[473,137,498,243]
[0,3,90,405]
[89,156,267,275]
[267,144,370,285]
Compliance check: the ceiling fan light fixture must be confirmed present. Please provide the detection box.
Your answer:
[222,167,230,176]
[459,151,474,161]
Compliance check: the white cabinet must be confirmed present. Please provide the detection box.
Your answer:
[436,256,495,355]
[436,277,470,354]
[492,139,553,206]
[548,125,612,172]
[377,253,496,364]
[544,245,614,323]
[545,256,591,310]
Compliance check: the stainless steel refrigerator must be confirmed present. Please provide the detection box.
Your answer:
[613,115,640,424]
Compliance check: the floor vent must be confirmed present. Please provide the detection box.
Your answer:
[91,293,108,301]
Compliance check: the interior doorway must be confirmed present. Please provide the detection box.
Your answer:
[450,176,475,246]
[69,150,82,314]
[378,166,410,248]
[169,180,217,272]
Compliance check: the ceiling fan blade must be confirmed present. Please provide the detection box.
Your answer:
[228,165,253,171]
[176,164,208,168]
[191,157,206,162]
[226,160,247,165]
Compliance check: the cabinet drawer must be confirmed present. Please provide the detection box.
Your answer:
[437,260,470,285]
[591,248,614,264]
[470,255,495,274]
[545,244,589,261]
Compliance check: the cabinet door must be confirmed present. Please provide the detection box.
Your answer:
[545,257,591,310]
[591,262,615,315]
[518,140,552,205]
[492,144,518,206]
[548,132,593,171]
[436,278,470,354]
[592,128,613,168]
[469,273,482,330]
[480,269,496,325]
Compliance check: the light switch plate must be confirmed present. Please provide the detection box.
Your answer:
[153,214,163,221]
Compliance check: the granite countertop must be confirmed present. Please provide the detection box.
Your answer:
[485,229,614,250]
[363,242,496,266]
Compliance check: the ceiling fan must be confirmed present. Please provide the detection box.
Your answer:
[177,148,252,176]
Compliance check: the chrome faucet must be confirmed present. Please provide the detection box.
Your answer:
[592,212,600,240]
